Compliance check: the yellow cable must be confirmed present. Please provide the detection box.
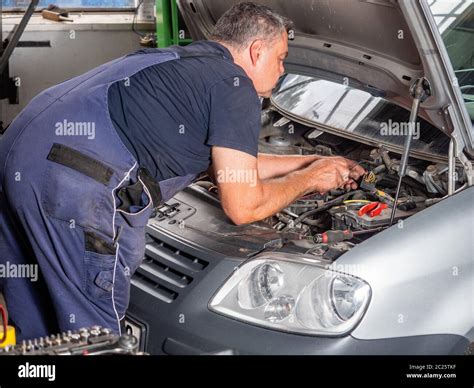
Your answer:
[0,326,16,347]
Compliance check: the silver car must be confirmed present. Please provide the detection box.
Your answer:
[125,0,474,355]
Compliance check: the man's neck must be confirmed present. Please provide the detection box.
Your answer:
[211,40,245,70]
[210,40,256,94]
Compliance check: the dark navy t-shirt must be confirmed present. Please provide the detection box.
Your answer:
[108,40,261,182]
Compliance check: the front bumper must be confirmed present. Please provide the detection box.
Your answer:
[126,226,469,355]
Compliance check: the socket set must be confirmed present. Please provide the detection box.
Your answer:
[0,326,143,355]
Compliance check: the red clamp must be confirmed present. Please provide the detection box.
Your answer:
[358,202,388,217]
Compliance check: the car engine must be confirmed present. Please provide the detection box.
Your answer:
[196,110,465,250]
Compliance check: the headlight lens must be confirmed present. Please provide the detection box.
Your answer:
[238,263,284,309]
[331,275,369,321]
[209,254,371,336]
[264,295,295,322]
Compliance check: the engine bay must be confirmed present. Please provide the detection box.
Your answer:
[190,109,466,255]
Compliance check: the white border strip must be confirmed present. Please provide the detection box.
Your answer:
[110,162,137,335]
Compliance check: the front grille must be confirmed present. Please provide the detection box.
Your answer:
[131,235,209,303]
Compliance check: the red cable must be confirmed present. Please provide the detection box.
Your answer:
[0,305,7,344]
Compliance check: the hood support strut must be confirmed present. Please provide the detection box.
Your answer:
[389,77,432,227]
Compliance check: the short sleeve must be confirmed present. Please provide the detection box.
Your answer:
[207,75,261,157]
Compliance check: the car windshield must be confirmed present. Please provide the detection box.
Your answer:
[271,73,450,159]
[429,0,474,127]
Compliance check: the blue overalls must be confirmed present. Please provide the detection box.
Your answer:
[0,49,198,340]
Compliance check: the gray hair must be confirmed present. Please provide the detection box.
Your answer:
[209,2,293,50]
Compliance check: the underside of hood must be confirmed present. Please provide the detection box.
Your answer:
[178,0,474,157]
[180,0,421,97]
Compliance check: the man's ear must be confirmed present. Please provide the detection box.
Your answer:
[248,39,264,66]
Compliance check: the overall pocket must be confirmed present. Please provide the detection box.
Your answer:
[107,167,164,319]
[116,170,156,228]
[114,171,157,282]
[83,231,116,300]
[42,143,113,230]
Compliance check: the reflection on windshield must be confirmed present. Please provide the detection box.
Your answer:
[272,74,450,158]
[429,0,471,33]
[429,0,473,126]
[276,75,379,132]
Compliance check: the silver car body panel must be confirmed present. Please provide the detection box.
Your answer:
[330,186,474,341]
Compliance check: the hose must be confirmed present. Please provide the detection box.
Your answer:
[282,190,363,231]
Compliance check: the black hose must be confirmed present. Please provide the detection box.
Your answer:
[283,190,363,231]
[378,173,427,197]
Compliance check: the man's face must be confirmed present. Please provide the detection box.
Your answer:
[244,32,288,97]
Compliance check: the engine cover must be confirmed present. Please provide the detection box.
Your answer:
[329,205,417,230]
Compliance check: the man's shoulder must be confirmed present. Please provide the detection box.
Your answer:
[124,42,253,96]
[175,41,249,80]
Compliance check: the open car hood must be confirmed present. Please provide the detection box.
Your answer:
[178,0,474,158]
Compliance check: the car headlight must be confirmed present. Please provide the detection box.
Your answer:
[209,253,371,336]
[237,262,285,309]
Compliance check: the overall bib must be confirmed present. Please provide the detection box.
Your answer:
[0,48,200,340]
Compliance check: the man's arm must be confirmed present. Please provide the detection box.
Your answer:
[257,153,363,191]
[212,146,364,225]
[257,153,323,179]
[206,153,320,183]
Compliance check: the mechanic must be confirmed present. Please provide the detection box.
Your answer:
[0,2,364,340]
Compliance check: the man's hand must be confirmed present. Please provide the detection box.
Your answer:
[303,157,364,194]
[311,156,365,193]
[342,157,366,191]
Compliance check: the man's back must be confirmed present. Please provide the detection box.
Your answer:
[108,40,262,192]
